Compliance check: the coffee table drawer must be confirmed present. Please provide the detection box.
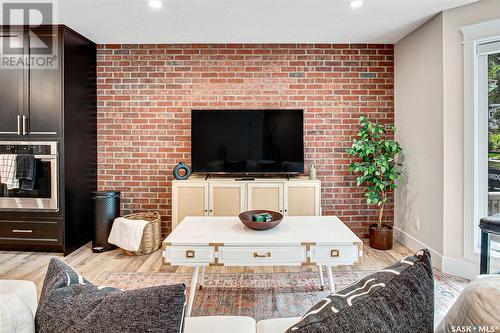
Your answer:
[219,246,306,266]
[312,245,358,263]
[165,246,214,264]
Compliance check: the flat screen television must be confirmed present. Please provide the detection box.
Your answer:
[191,110,304,174]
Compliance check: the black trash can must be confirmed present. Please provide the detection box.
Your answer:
[91,191,120,253]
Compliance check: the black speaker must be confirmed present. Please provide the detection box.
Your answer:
[91,191,120,253]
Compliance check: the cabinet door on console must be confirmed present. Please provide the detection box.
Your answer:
[247,183,284,214]
[284,183,321,216]
[209,183,245,216]
[172,182,208,229]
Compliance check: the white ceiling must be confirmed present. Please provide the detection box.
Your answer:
[54,0,476,43]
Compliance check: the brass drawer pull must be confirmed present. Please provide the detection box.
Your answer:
[12,229,33,233]
[330,249,340,257]
[186,250,196,258]
[253,252,271,258]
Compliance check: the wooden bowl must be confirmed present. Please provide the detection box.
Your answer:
[238,210,283,230]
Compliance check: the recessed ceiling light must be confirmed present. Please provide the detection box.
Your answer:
[350,1,363,8]
[149,0,162,9]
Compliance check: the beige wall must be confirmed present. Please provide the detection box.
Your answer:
[395,0,500,276]
[394,13,445,262]
[442,0,500,261]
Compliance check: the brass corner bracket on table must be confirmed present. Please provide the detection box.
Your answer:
[301,242,316,266]
[209,242,224,266]
[354,241,364,264]
[163,242,172,265]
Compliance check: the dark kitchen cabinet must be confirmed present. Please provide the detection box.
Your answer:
[0,33,25,135]
[0,25,97,255]
[0,27,61,137]
[28,31,61,135]
[0,64,24,134]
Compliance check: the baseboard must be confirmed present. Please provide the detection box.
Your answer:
[441,256,479,280]
[393,226,481,279]
[393,227,443,270]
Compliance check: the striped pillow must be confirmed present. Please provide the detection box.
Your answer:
[286,250,434,333]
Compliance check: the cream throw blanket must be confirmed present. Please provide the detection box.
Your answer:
[108,217,148,252]
[0,294,35,333]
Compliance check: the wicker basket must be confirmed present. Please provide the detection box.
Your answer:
[122,211,162,256]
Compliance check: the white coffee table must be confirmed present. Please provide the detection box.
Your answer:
[162,216,363,316]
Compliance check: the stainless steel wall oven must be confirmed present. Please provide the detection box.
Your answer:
[0,141,58,211]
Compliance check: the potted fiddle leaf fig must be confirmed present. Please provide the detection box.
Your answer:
[347,116,402,250]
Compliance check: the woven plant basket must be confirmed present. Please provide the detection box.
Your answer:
[123,211,162,256]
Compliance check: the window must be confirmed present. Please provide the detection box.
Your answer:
[462,20,500,264]
[487,50,500,256]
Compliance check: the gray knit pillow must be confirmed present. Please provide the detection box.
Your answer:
[286,249,434,333]
[35,258,186,333]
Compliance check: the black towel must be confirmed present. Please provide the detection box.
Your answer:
[16,154,36,191]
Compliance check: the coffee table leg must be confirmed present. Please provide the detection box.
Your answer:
[199,266,206,290]
[318,265,325,291]
[326,266,335,293]
[187,266,200,317]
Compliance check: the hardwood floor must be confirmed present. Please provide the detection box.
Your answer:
[0,241,413,296]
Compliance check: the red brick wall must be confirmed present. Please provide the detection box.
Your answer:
[96,44,394,238]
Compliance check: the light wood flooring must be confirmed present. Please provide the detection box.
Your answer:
[0,241,416,297]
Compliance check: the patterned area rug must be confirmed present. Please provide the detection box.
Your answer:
[95,270,464,322]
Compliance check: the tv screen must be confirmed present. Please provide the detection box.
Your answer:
[191,110,304,174]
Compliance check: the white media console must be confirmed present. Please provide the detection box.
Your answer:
[171,176,321,230]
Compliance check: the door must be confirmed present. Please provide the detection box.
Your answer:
[27,30,61,135]
[209,182,245,216]
[284,183,321,216]
[0,32,26,135]
[172,182,208,229]
[247,183,283,214]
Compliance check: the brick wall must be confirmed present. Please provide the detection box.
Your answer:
[96,44,394,238]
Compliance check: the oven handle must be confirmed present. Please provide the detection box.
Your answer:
[33,155,58,159]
